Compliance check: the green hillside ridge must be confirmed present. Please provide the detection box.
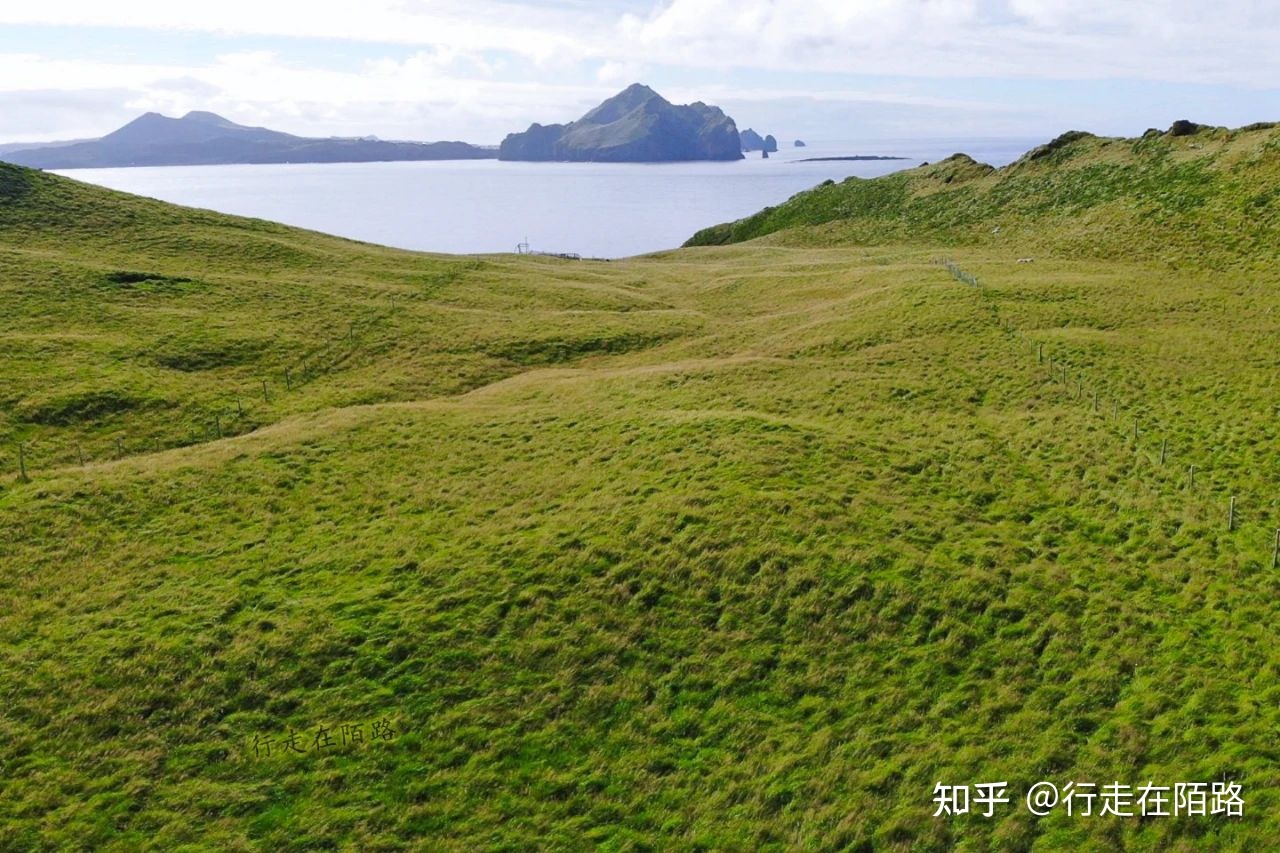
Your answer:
[686,121,1280,269]
[2,144,1279,850]
[0,162,695,468]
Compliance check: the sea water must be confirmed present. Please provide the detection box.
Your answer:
[58,138,1037,258]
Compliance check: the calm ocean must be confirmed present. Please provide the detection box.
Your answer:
[59,138,1039,258]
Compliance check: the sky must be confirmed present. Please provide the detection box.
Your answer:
[2,1,1280,145]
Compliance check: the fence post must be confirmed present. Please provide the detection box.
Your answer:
[1188,464,1196,488]
[1228,496,1236,531]
[1093,389,1099,412]
[215,415,223,439]
[1037,342,1044,363]
[262,379,270,402]
[1133,419,1139,443]
[76,443,85,467]
[1272,529,1279,569]
[17,442,28,482]
[236,398,244,418]
[1160,438,1167,465]
[116,437,124,459]
[285,368,292,391]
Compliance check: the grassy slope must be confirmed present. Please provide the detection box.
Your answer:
[2,143,1279,851]
[0,164,695,468]
[686,123,1280,271]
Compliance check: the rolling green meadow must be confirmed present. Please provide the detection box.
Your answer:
[2,122,1279,849]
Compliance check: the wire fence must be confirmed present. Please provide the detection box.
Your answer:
[934,257,1280,568]
[6,263,1280,569]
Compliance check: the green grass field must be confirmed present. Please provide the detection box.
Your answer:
[2,123,1278,850]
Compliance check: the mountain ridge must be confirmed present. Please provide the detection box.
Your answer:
[499,83,744,163]
[739,128,777,153]
[1,111,497,169]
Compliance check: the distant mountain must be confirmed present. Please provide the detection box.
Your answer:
[499,84,743,163]
[739,129,777,153]
[0,138,94,155]
[0,111,497,169]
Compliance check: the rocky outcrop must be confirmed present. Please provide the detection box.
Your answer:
[499,84,743,163]
[1168,119,1209,137]
[741,129,778,153]
[1015,130,1095,165]
[794,139,807,148]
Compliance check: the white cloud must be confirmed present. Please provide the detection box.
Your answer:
[0,48,614,142]
[619,0,978,66]
[616,0,1280,86]
[1,1,1279,142]
[3,1,1280,85]
[596,60,646,86]
[0,1,596,66]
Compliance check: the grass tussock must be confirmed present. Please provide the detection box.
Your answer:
[1,142,1279,850]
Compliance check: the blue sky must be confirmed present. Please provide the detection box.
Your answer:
[2,1,1279,145]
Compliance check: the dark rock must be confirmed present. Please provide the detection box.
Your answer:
[1017,130,1095,164]
[794,139,807,147]
[1167,119,1207,137]
[798,155,908,162]
[498,122,564,161]
[762,149,769,159]
[500,84,743,163]
[741,129,777,153]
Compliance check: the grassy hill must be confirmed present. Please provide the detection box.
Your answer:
[2,131,1279,851]
[687,121,1280,271]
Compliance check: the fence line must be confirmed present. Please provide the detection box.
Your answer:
[934,257,1279,564]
